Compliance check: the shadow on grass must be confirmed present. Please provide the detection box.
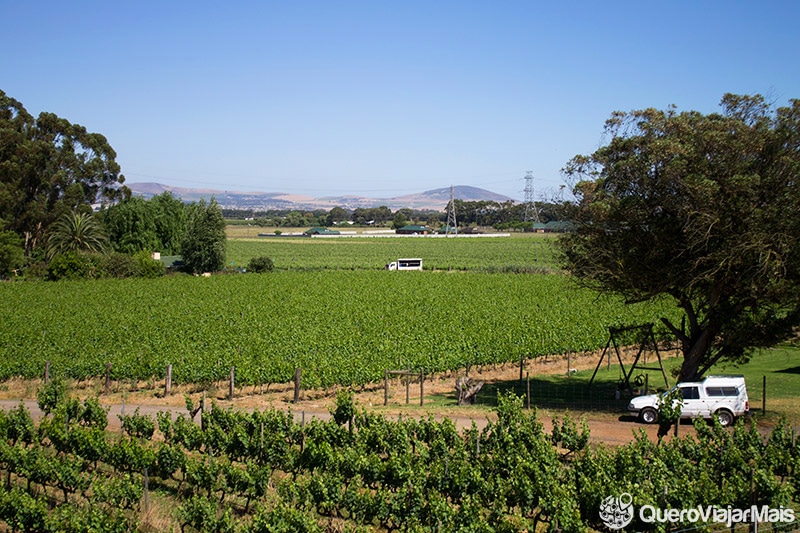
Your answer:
[776,366,800,374]
[431,374,636,414]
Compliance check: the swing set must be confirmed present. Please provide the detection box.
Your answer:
[588,323,670,393]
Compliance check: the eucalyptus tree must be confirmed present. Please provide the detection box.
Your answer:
[560,94,800,381]
[0,89,127,255]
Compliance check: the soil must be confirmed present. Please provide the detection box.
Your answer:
[0,349,719,445]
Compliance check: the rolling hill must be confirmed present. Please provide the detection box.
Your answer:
[127,183,516,211]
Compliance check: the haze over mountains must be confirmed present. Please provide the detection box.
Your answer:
[127,183,516,211]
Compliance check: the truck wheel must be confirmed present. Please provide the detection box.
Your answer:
[715,409,734,427]
[640,407,657,424]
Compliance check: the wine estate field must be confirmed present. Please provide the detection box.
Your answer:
[0,269,678,388]
[225,233,559,272]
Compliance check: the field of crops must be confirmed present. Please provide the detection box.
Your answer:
[0,270,679,388]
[225,234,560,272]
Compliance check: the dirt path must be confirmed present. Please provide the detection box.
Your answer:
[0,397,673,446]
[0,349,692,446]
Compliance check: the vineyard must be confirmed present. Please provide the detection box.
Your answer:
[225,234,560,272]
[0,271,678,388]
[0,387,796,532]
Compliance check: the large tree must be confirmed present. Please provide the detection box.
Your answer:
[100,192,187,255]
[181,198,226,274]
[0,89,127,255]
[559,94,800,381]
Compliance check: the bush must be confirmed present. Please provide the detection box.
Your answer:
[247,256,274,273]
[134,251,166,278]
[46,252,94,281]
[99,252,139,278]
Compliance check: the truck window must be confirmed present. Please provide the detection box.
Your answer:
[706,386,739,397]
[679,386,700,400]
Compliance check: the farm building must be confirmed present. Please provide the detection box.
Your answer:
[396,225,433,235]
[304,227,340,236]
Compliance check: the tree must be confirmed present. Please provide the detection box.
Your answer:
[100,192,186,255]
[0,224,24,278]
[326,206,348,226]
[46,211,108,259]
[0,90,127,255]
[99,196,159,254]
[181,198,226,274]
[559,94,800,381]
[392,212,408,230]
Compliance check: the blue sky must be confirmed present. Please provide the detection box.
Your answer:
[3,1,799,202]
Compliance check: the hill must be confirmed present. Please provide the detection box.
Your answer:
[127,183,515,211]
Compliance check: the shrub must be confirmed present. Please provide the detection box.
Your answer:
[99,252,139,278]
[134,251,166,278]
[47,252,94,281]
[247,256,274,273]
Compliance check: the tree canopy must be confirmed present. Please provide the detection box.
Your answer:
[181,198,226,274]
[0,89,127,255]
[99,192,187,255]
[559,94,800,381]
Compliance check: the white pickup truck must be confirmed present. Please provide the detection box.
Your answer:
[627,375,749,427]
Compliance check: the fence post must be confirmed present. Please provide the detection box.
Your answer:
[567,351,571,376]
[229,367,235,400]
[420,369,424,406]
[519,355,524,384]
[526,372,530,410]
[762,375,767,416]
[165,364,172,397]
[143,467,150,514]
[384,370,389,406]
[406,372,410,405]
[293,367,301,403]
[105,362,112,394]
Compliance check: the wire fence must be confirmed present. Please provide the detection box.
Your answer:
[472,375,633,413]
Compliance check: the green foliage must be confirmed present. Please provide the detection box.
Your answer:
[0,393,798,531]
[97,252,139,278]
[247,255,274,273]
[46,211,109,260]
[134,250,166,278]
[391,211,408,230]
[45,251,95,280]
[331,389,355,427]
[0,272,678,387]
[226,233,560,273]
[118,408,156,440]
[561,94,800,381]
[551,412,590,455]
[182,198,226,274]
[100,192,187,255]
[37,378,67,415]
[0,90,127,257]
[656,388,683,441]
[0,229,24,278]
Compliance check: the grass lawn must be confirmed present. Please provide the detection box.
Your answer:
[423,345,800,420]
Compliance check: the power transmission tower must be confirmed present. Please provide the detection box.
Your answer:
[523,171,540,224]
[446,184,458,236]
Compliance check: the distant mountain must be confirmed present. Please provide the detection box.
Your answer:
[126,183,516,211]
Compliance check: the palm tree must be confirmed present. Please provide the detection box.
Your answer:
[46,211,108,259]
